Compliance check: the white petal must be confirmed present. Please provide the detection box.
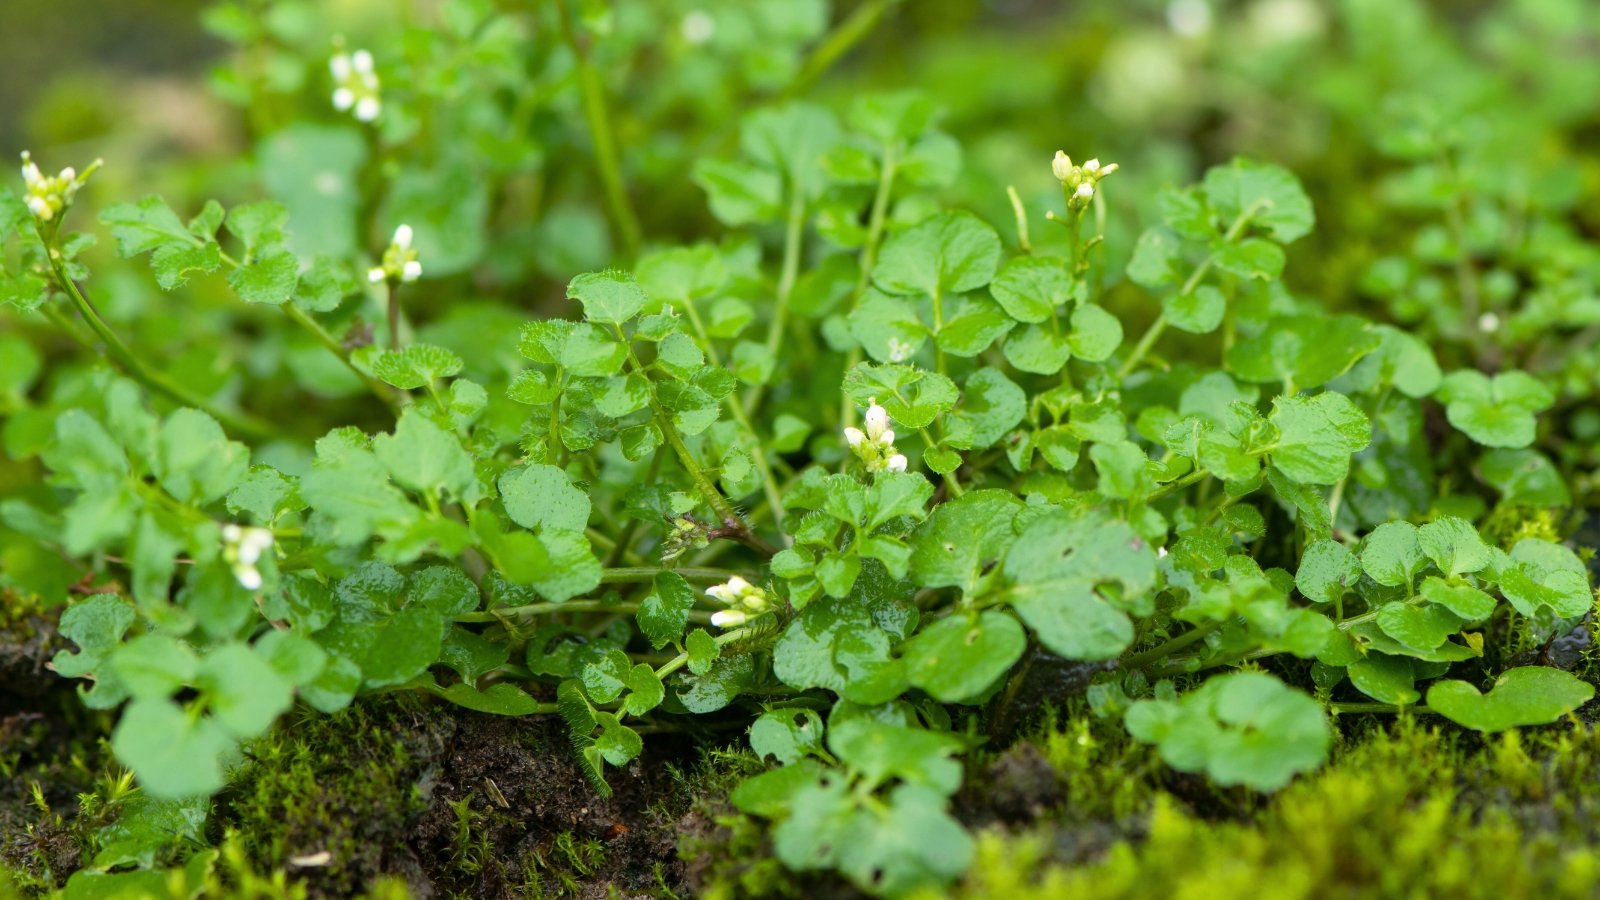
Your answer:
[26,196,51,219]
[864,403,889,440]
[59,166,75,182]
[885,454,908,472]
[235,566,264,591]
[878,429,894,447]
[368,266,387,283]
[1075,182,1094,199]
[711,609,748,629]
[843,427,865,448]
[332,87,355,110]
[401,260,422,282]
[351,49,374,74]
[725,576,751,593]
[354,96,381,122]
[221,523,243,542]
[393,224,413,249]
[1083,158,1100,173]
[330,54,351,80]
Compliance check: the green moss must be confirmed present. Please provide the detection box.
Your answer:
[943,718,1600,899]
[221,697,444,897]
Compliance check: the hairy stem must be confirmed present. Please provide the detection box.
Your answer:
[555,0,641,260]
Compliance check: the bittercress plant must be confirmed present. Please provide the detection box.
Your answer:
[4,9,1598,894]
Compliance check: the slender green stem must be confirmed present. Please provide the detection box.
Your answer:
[280,303,401,411]
[618,329,768,552]
[1122,621,1224,669]
[654,625,758,680]
[1147,467,1211,502]
[39,243,273,440]
[1006,185,1032,254]
[745,190,807,418]
[680,296,787,536]
[1330,702,1432,715]
[787,0,898,95]
[841,144,900,428]
[556,0,641,260]
[1118,201,1264,378]
[601,566,744,584]
[385,283,402,351]
[456,599,715,625]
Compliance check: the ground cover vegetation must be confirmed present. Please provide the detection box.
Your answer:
[4,0,1600,896]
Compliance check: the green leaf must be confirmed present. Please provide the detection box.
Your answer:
[1165,285,1226,334]
[53,594,136,679]
[1479,449,1570,507]
[1268,392,1370,485]
[154,409,249,505]
[1360,521,1424,588]
[874,211,1001,298]
[1376,602,1464,652]
[437,682,543,716]
[686,628,719,676]
[1125,671,1329,791]
[1002,508,1156,661]
[909,490,1022,595]
[849,290,928,363]
[1348,654,1420,705]
[1345,326,1442,398]
[568,269,647,325]
[197,643,293,738]
[1295,539,1360,605]
[1002,324,1072,375]
[623,663,666,716]
[112,699,232,798]
[1417,516,1492,578]
[1436,370,1554,449]
[109,635,197,701]
[1067,305,1123,362]
[1419,576,1497,620]
[902,611,1025,703]
[362,343,465,389]
[989,256,1070,323]
[1227,316,1380,390]
[842,362,958,429]
[499,464,591,533]
[1126,226,1184,289]
[1427,667,1594,732]
[372,408,476,500]
[750,708,826,765]
[637,572,697,649]
[100,195,196,257]
[936,295,1013,357]
[693,159,783,225]
[944,367,1025,450]
[1201,158,1315,243]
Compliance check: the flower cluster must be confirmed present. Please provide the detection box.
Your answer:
[706,576,772,629]
[1052,152,1119,210]
[221,524,274,591]
[330,48,382,123]
[844,400,908,474]
[368,224,422,284]
[20,152,96,223]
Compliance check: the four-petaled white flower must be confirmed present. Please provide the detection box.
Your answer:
[20,151,98,223]
[221,523,274,591]
[1052,152,1120,211]
[330,47,382,123]
[368,223,423,284]
[846,399,912,474]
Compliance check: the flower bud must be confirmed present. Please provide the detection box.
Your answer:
[843,426,865,448]
[885,454,908,472]
[864,402,890,441]
[711,609,749,629]
[1052,151,1074,183]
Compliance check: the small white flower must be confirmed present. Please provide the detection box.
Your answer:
[26,196,51,219]
[1478,312,1501,333]
[844,427,865,448]
[1083,158,1101,174]
[20,151,97,223]
[1051,151,1074,183]
[351,49,375,74]
[371,224,422,284]
[864,402,890,441]
[885,454,908,473]
[354,96,381,122]
[330,47,382,123]
[221,523,243,543]
[235,566,264,591]
[21,157,43,187]
[711,609,748,629]
[1075,182,1095,201]
[329,53,352,80]
[332,87,355,111]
